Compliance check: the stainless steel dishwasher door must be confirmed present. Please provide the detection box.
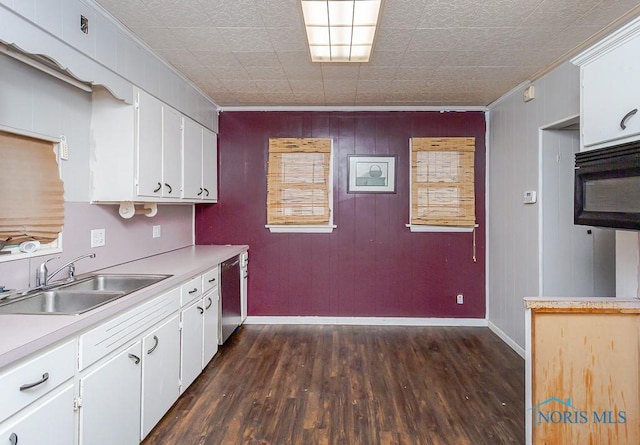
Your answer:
[219,256,241,344]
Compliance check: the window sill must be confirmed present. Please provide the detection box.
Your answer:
[266,225,337,234]
[406,224,478,233]
[0,245,63,263]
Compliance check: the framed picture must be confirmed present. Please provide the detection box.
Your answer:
[347,155,397,193]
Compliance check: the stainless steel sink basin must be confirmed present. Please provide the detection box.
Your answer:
[60,274,171,293]
[0,274,172,315]
[0,290,125,315]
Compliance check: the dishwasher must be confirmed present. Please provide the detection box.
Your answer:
[219,255,241,344]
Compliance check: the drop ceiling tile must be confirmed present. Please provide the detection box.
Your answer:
[394,68,436,81]
[234,51,281,67]
[222,80,260,93]
[189,50,242,67]
[367,51,405,67]
[358,66,398,81]
[458,1,542,27]
[142,0,211,27]
[416,0,484,28]
[170,27,227,50]
[289,80,325,94]
[282,64,323,81]
[409,27,515,53]
[267,27,309,51]
[321,65,360,80]
[245,65,287,80]
[218,27,274,52]
[207,65,252,80]
[374,28,416,52]
[96,0,162,28]
[200,0,264,27]
[578,1,640,26]
[323,80,358,94]
[255,0,303,27]
[263,92,297,104]
[399,50,448,67]
[356,80,394,94]
[378,0,430,28]
[256,80,292,94]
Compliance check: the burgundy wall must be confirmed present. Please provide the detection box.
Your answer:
[196,111,486,318]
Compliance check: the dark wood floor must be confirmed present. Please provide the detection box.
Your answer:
[143,325,524,445]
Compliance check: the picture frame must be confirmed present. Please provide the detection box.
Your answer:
[347,155,397,193]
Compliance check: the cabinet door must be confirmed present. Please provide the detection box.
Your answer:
[202,129,218,202]
[203,291,219,366]
[582,37,640,148]
[0,384,74,445]
[180,299,204,393]
[80,342,142,445]
[162,105,183,198]
[136,90,164,198]
[141,314,181,439]
[182,118,203,200]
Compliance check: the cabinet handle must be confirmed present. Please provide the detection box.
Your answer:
[205,297,213,310]
[197,187,204,196]
[128,353,140,364]
[153,182,162,193]
[204,188,210,197]
[9,432,17,445]
[164,183,173,194]
[620,108,638,130]
[147,335,159,355]
[208,277,216,283]
[188,288,198,294]
[19,372,49,391]
[197,306,204,314]
[243,272,248,278]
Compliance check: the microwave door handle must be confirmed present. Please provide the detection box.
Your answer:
[620,108,638,130]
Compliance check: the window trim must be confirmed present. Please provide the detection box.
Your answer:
[0,125,64,262]
[266,138,335,234]
[408,137,476,232]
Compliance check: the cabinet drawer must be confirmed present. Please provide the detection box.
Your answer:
[180,276,202,306]
[202,267,219,293]
[0,383,75,445]
[79,287,180,370]
[0,339,76,423]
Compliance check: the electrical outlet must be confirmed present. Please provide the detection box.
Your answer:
[91,229,105,247]
[456,294,464,305]
[152,225,161,238]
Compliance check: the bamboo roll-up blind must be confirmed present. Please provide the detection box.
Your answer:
[267,138,331,225]
[410,137,475,227]
[0,131,64,244]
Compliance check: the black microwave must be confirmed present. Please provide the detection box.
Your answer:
[574,141,640,230]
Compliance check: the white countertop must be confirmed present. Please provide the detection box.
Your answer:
[525,296,640,311]
[0,245,247,369]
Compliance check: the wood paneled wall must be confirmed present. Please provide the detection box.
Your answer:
[195,111,486,318]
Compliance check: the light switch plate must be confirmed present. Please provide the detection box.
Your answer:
[152,225,161,238]
[523,191,537,204]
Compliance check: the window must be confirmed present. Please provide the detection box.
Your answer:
[0,130,64,259]
[408,137,476,232]
[266,138,335,233]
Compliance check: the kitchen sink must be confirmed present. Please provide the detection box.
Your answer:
[60,274,171,293]
[0,290,125,315]
[0,274,172,315]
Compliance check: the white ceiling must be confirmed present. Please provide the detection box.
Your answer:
[94,0,640,108]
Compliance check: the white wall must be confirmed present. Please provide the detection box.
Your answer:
[0,53,193,291]
[487,62,581,349]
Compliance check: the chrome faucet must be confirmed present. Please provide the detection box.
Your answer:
[37,253,96,286]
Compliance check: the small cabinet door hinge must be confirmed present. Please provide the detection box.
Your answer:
[73,397,82,411]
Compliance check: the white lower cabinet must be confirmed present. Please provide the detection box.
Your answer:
[180,299,204,393]
[79,342,142,445]
[141,314,180,439]
[203,290,219,365]
[0,384,75,445]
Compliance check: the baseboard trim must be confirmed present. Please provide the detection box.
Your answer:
[488,321,525,358]
[243,316,488,327]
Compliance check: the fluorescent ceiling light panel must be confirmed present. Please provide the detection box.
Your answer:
[302,0,381,62]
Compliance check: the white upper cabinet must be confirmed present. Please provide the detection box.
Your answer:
[182,118,218,202]
[91,86,217,204]
[573,16,640,151]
